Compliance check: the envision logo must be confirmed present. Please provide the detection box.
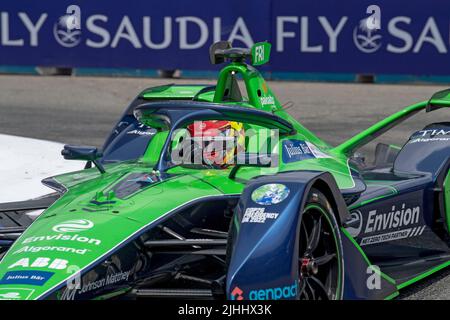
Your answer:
[52,219,94,233]
[365,204,420,233]
[0,292,20,299]
[0,288,35,300]
[346,210,363,237]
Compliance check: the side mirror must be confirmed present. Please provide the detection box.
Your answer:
[62,145,105,174]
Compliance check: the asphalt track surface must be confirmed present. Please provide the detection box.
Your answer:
[0,74,449,299]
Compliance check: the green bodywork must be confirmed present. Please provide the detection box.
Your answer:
[445,172,450,233]
[0,44,449,300]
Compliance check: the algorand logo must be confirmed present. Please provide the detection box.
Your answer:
[52,219,94,233]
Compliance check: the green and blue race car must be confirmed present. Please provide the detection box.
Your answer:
[0,41,449,300]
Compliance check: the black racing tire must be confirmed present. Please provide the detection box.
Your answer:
[297,188,344,300]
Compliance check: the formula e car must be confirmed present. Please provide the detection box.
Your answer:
[0,41,449,300]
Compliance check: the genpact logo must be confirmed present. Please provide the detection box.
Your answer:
[249,281,298,300]
[230,286,244,300]
[52,219,94,233]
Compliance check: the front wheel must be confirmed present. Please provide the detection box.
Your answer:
[297,188,344,300]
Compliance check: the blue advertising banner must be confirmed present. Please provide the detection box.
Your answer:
[0,0,448,75]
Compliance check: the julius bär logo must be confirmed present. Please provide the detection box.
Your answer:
[52,219,94,233]
[231,286,244,300]
[53,5,82,48]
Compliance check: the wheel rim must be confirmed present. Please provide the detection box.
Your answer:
[298,204,341,300]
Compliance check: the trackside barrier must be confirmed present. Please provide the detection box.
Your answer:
[0,0,449,80]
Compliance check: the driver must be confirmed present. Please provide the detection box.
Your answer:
[186,120,245,168]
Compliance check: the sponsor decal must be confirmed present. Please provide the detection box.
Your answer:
[20,219,101,247]
[416,129,450,137]
[231,282,297,300]
[126,129,155,136]
[345,210,363,237]
[249,282,297,300]
[360,226,426,246]
[230,286,244,300]
[0,288,35,300]
[12,245,89,255]
[79,270,131,294]
[349,200,426,246]
[365,203,420,233]
[126,124,156,136]
[0,270,54,286]
[251,183,290,206]
[60,270,132,300]
[409,137,450,144]
[2,9,450,61]
[282,140,330,164]
[242,207,279,224]
[260,96,275,106]
[52,219,94,233]
[22,233,101,246]
[409,129,450,144]
[8,257,69,270]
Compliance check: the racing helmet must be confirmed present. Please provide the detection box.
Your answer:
[186,120,245,168]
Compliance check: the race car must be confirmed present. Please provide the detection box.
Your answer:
[0,41,449,300]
